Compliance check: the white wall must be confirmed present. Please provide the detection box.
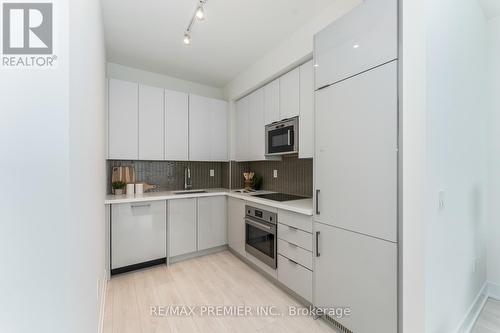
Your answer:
[424,0,489,332]
[107,62,225,99]
[222,0,361,101]
[487,15,500,292]
[401,0,427,331]
[0,0,107,332]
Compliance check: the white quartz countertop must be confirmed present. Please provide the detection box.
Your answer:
[104,188,313,216]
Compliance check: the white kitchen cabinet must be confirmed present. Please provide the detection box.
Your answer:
[189,94,228,161]
[248,88,265,161]
[235,96,249,161]
[189,94,212,161]
[314,222,397,333]
[139,84,164,160]
[111,201,166,270]
[197,196,227,250]
[169,198,197,257]
[165,89,189,161]
[210,99,228,161]
[278,255,312,302]
[279,67,300,119]
[314,0,397,89]
[264,79,280,125]
[227,197,246,256]
[299,60,314,159]
[315,61,397,242]
[108,79,138,159]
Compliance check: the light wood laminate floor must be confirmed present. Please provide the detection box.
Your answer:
[472,298,500,333]
[103,250,336,333]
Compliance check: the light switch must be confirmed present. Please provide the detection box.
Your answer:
[273,170,278,178]
[438,190,446,210]
[210,169,215,177]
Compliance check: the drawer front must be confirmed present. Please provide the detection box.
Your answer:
[278,209,312,233]
[278,239,312,270]
[278,223,313,251]
[278,255,312,302]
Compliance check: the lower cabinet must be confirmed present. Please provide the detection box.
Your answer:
[111,201,166,272]
[168,198,197,257]
[197,196,227,251]
[227,197,246,256]
[169,195,228,258]
[278,255,313,302]
[314,222,397,333]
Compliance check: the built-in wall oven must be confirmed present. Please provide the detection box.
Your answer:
[265,117,299,156]
[245,205,277,269]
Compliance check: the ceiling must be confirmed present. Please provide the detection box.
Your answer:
[101,0,337,88]
[479,0,500,19]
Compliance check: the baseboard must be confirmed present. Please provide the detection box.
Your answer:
[98,271,108,333]
[488,281,500,300]
[169,245,228,264]
[455,282,488,333]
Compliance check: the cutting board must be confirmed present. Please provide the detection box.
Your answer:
[111,166,136,184]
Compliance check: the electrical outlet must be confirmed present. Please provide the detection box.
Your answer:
[472,257,479,273]
[210,169,214,177]
[273,170,278,178]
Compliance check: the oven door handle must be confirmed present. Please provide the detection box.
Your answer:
[245,218,273,232]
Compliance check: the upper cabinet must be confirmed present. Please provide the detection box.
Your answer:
[108,79,139,160]
[264,79,280,124]
[279,67,300,119]
[139,85,164,160]
[314,0,397,89]
[189,94,229,161]
[299,60,314,159]
[248,88,265,161]
[235,95,249,161]
[107,79,228,162]
[165,89,189,161]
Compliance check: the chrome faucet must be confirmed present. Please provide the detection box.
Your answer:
[184,167,192,190]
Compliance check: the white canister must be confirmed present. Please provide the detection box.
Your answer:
[126,183,135,195]
[135,183,144,194]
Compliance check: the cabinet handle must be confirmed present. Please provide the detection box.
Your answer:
[131,203,151,208]
[288,258,298,265]
[315,189,320,215]
[316,231,321,257]
[288,225,298,231]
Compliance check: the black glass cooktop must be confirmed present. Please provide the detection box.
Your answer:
[253,193,309,202]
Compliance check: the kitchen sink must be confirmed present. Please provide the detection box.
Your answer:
[173,190,207,195]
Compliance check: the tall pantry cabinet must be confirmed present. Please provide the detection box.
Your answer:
[313,0,399,332]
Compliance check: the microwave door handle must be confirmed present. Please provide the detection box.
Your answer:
[287,130,291,145]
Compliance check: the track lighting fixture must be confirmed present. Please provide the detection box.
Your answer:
[183,0,207,45]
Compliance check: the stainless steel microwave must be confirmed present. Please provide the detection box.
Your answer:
[265,117,298,156]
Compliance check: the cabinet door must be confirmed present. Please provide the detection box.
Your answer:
[248,88,265,161]
[108,79,138,159]
[314,0,397,88]
[111,201,166,269]
[314,222,397,333]
[197,196,227,251]
[299,60,314,159]
[165,89,189,161]
[315,61,397,242]
[139,85,164,160]
[235,96,249,161]
[227,197,246,256]
[210,99,228,161]
[264,79,280,125]
[169,198,197,257]
[279,67,300,119]
[189,94,211,161]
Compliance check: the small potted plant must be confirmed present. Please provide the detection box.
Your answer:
[112,181,126,195]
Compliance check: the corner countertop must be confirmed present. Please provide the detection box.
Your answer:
[104,188,313,216]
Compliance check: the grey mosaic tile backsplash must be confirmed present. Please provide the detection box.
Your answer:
[107,160,229,194]
[231,156,313,197]
[107,156,312,197]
